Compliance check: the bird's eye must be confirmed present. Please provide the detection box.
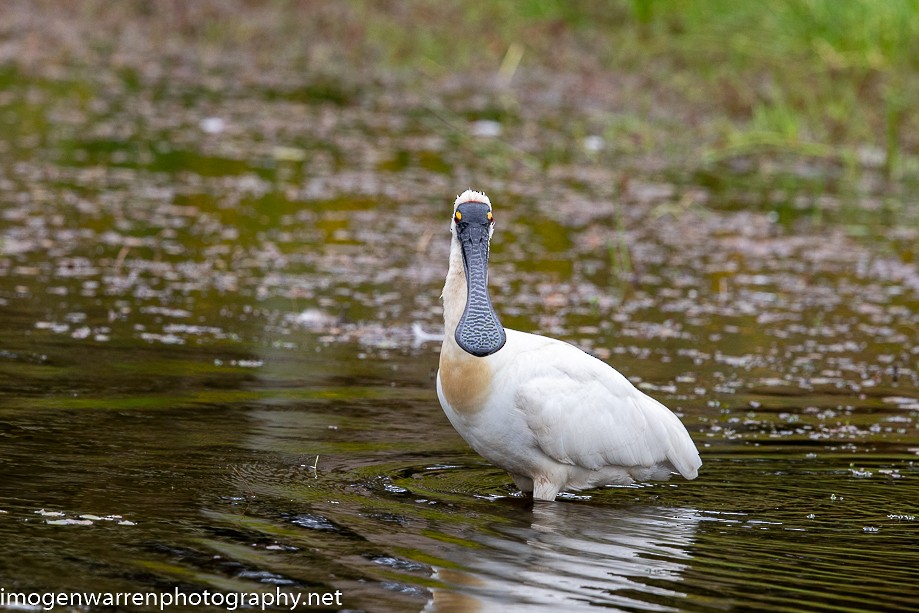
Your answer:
[487,212,494,222]
[454,211,462,221]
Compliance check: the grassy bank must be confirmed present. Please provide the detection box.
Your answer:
[3,0,918,196]
[359,0,919,175]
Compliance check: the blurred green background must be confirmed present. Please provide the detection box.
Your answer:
[4,0,918,185]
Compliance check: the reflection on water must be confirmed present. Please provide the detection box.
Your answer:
[425,504,700,612]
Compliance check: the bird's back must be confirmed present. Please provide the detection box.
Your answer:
[490,329,701,481]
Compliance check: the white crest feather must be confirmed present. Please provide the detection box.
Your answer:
[454,189,491,211]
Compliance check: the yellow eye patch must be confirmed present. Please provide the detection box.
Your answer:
[454,211,462,221]
[487,212,493,222]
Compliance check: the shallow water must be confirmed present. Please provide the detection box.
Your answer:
[1,55,919,612]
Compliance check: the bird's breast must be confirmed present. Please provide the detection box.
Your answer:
[437,341,494,415]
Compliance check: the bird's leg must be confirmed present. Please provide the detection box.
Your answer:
[532,476,561,502]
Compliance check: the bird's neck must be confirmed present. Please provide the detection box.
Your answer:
[438,238,494,414]
[441,238,467,340]
[441,232,507,357]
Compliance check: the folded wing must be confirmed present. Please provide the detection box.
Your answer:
[511,337,701,479]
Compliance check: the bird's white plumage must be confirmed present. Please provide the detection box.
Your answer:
[514,334,697,473]
[438,190,701,501]
[454,189,491,210]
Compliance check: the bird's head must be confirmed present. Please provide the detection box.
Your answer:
[450,189,505,357]
[451,189,495,240]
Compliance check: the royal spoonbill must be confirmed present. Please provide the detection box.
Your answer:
[436,190,701,501]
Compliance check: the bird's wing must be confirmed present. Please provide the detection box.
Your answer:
[509,336,700,478]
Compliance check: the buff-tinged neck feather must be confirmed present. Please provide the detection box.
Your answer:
[441,236,467,338]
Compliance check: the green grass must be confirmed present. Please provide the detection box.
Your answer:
[323,0,919,195]
[629,0,919,149]
[10,1,919,196]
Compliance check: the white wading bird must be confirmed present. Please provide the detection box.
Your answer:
[436,190,702,501]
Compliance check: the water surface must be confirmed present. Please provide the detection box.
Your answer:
[1,52,918,613]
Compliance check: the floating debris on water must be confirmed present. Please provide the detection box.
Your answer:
[35,509,65,517]
[231,359,264,368]
[411,322,443,345]
[199,117,226,134]
[583,135,605,153]
[291,309,338,330]
[31,509,135,526]
[46,518,94,526]
[469,119,502,138]
[370,555,426,572]
[289,513,337,531]
[236,570,296,585]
